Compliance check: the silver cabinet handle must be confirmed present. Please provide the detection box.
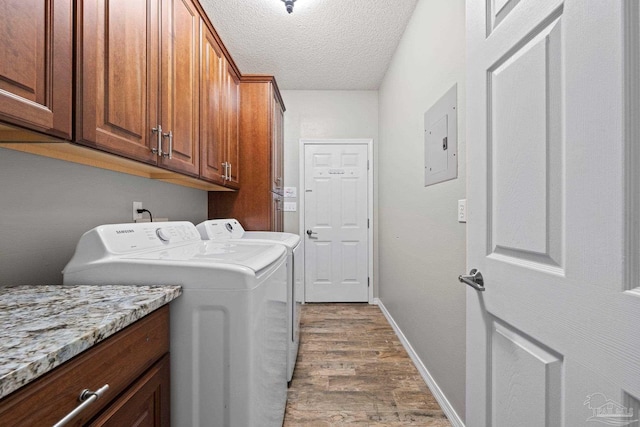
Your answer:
[222,162,228,180]
[53,384,109,427]
[228,163,232,180]
[458,269,485,291]
[152,125,163,156]
[162,131,173,159]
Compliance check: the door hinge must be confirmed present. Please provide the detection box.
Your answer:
[367,160,370,170]
[367,218,370,229]
[368,277,370,287]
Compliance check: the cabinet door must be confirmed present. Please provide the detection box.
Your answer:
[224,64,240,189]
[0,0,72,139]
[78,0,159,163]
[199,25,225,184]
[271,94,284,195]
[87,355,170,427]
[159,0,200,176]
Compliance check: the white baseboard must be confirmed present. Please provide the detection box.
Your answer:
[374,298,465,427]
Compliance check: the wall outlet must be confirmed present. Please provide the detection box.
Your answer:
[133,202,143,221]
[458,199,466,223]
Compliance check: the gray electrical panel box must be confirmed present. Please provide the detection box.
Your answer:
[424,84,457,186]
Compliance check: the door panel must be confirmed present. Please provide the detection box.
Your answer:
[490,322,562,426]
[160,0,199,175]
[224,64,240,188]
[79,0,158,163]
[304,144,368,302]
[199,25,225,184]
[489,15,563,270]
[0,0,72,138]
[467,0,640,426]
[0,0,43,103]
[106,5,147,141]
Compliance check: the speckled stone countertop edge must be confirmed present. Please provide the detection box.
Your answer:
[0,285,182,400]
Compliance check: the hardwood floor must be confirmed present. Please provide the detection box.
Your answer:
[284,303,452,426]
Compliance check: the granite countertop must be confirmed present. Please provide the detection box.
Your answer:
[0,285,181,400]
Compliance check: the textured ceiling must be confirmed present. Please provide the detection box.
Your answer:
[199,0,418,90]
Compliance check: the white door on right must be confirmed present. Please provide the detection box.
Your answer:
[467,0,640,426]
[304,143,369,302]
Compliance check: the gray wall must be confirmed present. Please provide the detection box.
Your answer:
[378,0,467,421]
[0,147,208,285]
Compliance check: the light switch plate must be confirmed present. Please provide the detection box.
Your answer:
[284,187,297,198]
[458,199,467,223]
[284,202,297,212]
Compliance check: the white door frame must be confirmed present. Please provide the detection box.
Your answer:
[299,138,374,304]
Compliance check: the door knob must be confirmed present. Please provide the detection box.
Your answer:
[306,229,317,237]
[458,269,485,291]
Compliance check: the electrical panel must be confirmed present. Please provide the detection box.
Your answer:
[425,84,458,186]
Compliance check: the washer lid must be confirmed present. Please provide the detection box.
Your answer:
[121,241,286,273]
[239,232,301,249]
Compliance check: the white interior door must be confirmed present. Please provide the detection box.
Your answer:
[304,143,369,302]
[467,1,640,426]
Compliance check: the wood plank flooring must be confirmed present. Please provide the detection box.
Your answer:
[283,303,452,426]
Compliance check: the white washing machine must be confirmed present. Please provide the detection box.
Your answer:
[62,221,288,427]
[197,219,301,383]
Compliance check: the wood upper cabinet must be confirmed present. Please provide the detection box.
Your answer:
[199,26,225,184]
[77,0,200,176]
[159,0,200,176]
[208,77,284,231]
[77,0,159,164]
[200,24,240,188]
[0,0,73,139]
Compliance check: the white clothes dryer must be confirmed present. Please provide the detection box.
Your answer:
[196,219,301,383]
[62,222,288,427]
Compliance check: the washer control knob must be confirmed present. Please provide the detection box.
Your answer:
[156,228,171,242]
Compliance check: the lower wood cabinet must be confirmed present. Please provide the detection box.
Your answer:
[0,306,170,427]
[87,355,169,427]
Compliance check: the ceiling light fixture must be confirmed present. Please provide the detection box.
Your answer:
[282,0,296,14]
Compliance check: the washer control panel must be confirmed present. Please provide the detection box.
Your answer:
[97,222,201,253]
[197,219,246,240]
